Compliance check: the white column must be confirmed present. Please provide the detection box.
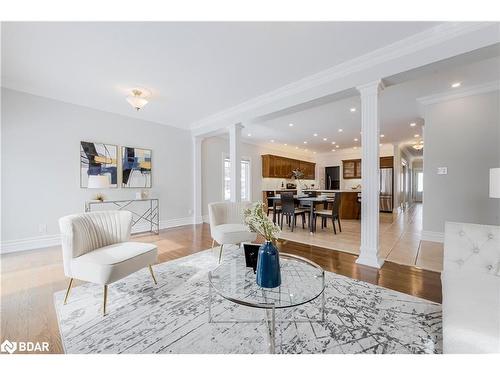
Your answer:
[356,80,384,269]
[229,123,243,202]
[393,142,401,212]
[193,136,203,224]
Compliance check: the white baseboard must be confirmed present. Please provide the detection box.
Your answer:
[202,215,209,223]
[0,234,62,254]
[421,230,445,243]
[1,216,197,254]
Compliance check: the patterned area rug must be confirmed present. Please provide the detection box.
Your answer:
[54,247,442,354]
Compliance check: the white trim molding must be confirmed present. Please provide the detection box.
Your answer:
[1,216,197,254]
[417,80,500,105]
[421,230,445,243]
[191,22,498,136]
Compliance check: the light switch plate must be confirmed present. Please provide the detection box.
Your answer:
[437,167,448,175]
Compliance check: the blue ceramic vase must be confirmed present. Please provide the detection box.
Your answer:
[256,241,281,288]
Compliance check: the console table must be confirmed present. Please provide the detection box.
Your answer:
[84,198,160,235]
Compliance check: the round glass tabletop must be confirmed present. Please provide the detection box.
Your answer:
[208,252,325,309]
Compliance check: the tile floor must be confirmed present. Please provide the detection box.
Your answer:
[275,203,443,272]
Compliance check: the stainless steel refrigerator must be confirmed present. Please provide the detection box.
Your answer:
[380,168,393,212]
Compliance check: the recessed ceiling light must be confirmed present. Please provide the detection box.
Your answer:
[247,133,251,136]
[410,122,416,127]
[289,123,294,127]
[379,143,383,147]
[414,134,420,138]
[313,151,317,154]
[350,107,356,112]
[313,133,318,137]
[451,82,461,88]
[323,138,328,141]
[305,149,308,152]
[303,141,307,144]
[354,138,358,142]
[353,146,357,150]
[331,141,336,145]
[335,145,340,148]
[338,129,343,132]
[295,146,299,149]
[270,139,275,143]
[331,149,336,152]
[380,134,385,138]
[284,143,288,146]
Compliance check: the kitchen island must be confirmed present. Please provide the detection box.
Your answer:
[302,189,361,220]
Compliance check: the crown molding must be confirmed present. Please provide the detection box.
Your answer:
[417,80,500,105]
[191,22,496,135]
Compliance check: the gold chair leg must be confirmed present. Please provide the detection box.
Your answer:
[148,265,158,285]
[218,244,224,264]
[63,278,74,305]
[103,285,108,317]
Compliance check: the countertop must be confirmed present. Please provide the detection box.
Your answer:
[302,189,361,193]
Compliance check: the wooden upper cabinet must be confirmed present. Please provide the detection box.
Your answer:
[343,156,394,179]
[261,155,315,179]
[342,159,358,179]
[380,156,394,168]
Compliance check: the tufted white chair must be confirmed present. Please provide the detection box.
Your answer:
[59,211,158,316]
[442,221,500,353]
[208,201,257,263]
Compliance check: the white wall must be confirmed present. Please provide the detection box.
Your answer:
[201,136,315,217]
[422,91,500,237]
[315,144,394,190]
[1,88,194,251]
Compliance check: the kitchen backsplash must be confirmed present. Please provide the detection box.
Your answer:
[262,178,318,191]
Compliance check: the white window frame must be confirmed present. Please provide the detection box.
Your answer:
[222,153,252,201]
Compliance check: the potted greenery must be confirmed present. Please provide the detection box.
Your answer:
[244,202,282,288]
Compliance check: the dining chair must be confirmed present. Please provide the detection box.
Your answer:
[356,193,361,220]
[313,192,342,234]
[279,192,307,232]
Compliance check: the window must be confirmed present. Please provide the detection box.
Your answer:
[417,172,424,192]
[224,157,251,201]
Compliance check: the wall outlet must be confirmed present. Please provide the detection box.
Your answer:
[38,223,47,235]
[437,167,448,175]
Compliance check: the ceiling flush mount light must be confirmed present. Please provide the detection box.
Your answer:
[350,107,356,112]
[331,149,336,152]
[354,138,358,142]
[126,88,150,111]
[284,143,288,146]
[410,122,416,127]
[323,138,328,141]
[247,133,252,137]
[335,145,340,148]
[303,141,307,144]
[451,82,461,88]
[412,143,424,150]
[338,129,343,133]
[313,133,318,137]
[289,123,294,127]
[270,139,275,143]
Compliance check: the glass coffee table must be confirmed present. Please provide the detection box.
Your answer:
[208,252,325,353]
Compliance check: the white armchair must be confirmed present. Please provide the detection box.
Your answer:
[208,201,257,263]
[59,211,158,316]
[442,221,500,353]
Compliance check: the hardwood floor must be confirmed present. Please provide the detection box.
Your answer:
[0,222,441,354]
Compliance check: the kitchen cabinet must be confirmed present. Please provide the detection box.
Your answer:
[261,155,315,179]
[342,156,394,179]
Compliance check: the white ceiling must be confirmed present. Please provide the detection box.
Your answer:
[1,21,442,129]
[244,52,500,155]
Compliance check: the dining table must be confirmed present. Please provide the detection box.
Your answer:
[269,195,329,233]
